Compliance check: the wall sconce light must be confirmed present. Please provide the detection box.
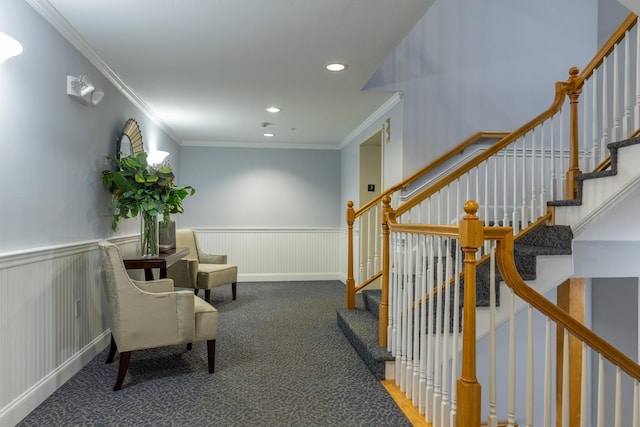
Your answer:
[66,75,104,106]
[147,150,169,166]
[0,32,23,64]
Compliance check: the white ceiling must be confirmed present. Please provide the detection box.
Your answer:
[28,0,432,149]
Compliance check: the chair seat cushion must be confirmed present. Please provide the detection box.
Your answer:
[196,263,238,289]
[194,296,218,341]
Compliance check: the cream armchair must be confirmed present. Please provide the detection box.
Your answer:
[167,229,238,303]
[98,241,218,391]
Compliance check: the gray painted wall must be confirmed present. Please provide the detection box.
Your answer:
[178,146,341,228]
[364,0,600,177]
[0,0,181,254]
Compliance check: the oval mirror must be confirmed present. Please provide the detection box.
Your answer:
[116,118,144,161]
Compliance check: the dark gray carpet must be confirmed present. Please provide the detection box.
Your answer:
[18,281,410,427]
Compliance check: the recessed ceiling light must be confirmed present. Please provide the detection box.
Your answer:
[264,133,275,137]
[266,106,281,113]
[325,63,348,72]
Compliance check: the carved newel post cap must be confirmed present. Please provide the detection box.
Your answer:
[464,200,479,217]
[347,201,353,208]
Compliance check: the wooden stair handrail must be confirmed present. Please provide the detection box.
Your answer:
[395,82,568,217]
[575,13,638,88]
[352,131,509,218]
[488,226,640,381]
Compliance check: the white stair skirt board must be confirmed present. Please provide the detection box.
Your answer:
[555,143,640,232]
[475,254,572,342]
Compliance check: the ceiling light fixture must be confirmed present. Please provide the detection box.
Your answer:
[266,106,281,113]
[325,63,347,72]
[0,32,23,64]
[263,133,274,137]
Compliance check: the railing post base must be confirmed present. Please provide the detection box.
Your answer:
[456,379,481,427]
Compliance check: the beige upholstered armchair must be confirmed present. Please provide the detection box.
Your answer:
[167,229,238,303]
[98,241,218,391]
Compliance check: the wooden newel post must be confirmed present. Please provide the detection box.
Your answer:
[565,66,582,200]
[379,195,393,347]
[346,201,356,309]
[457,200,483,427]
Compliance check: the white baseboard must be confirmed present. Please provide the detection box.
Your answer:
[0,332,110,427]
[238,273,344,282]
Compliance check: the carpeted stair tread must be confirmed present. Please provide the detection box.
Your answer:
[337,305,393,381]
[548,135,640,207]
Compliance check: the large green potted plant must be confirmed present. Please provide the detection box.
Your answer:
[101,151,195,257]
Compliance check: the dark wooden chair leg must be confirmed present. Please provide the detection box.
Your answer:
[187,343,192,351]
[207,339,216,373]
[232,282,237,300]
[106,335,117,364]
[114,351,131,391]
[204,289,211,303]
[194,289,199,297]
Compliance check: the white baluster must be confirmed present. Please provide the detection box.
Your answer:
[400,232,409,392]
[425,234,435,423]
[395,233,403,385]
[530,130,537,223]
[526,306,534,427]
[559,108,566,199]
[372,201,382,274]
[521,137,528,226]
[432,235,443,423]
[389,233,395,354]
[602,57,610,162]
[635,23,640,131]
[405,233,414,399]
[493,157,499,226]
[358,218,363,283]
[633,380,639,427]
[418,234,427,415]
[597,355,605,427]
[539,123,546,217]
[614,367,621,427]
[623,32,631,138]
[551,116,557,200]
[582,76,590,172]
[592,73,600,166]
[544,318,552,427]
[513,145,519,233]
[580,342,588,427]
[488,246,497,427]
[449,244,461,427]
[562,330,569,427]
[412,232,422,405]
[503,149,509,226]
[507,287,516,427]
[612,43,620,143]
[440,237,452,427]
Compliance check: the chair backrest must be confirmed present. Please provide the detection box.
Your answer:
[98,241,146,343]
[176,229,199,261]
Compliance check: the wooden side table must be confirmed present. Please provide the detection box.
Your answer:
[122,247,190,281]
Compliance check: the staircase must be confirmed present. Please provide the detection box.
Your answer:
[338,222,573,380]
[339,12,640,425]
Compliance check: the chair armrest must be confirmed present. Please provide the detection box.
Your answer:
[199,253,227,264]
[132,278,174,293]
[117,289,196,351]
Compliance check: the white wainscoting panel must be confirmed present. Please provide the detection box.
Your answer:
[195,228,346,282]
[0,237,136,426]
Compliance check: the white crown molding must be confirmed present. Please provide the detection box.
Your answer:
[181,140,341,150]
[339,91,403,149]
[25,0,182,144]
